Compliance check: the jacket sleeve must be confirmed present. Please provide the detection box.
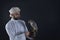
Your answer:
[23,21,29,32]
[5,22,16,37]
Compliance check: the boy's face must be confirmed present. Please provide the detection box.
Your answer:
[14,13,20,18]
[11,12,21,19]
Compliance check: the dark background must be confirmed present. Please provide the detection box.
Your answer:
[0,0,59,40]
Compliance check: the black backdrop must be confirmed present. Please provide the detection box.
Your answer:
[0,0,59,40]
